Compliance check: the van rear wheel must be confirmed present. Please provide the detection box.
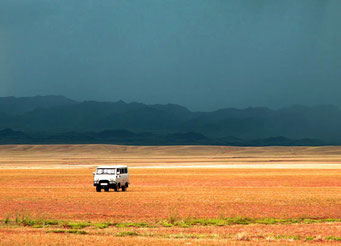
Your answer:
[121,185,126,192]
[104,187,109,192]
[96,186,101,192]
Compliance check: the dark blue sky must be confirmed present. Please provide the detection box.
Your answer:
[0,0,340,110]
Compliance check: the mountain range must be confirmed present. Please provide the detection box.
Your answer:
[0,95,340,146]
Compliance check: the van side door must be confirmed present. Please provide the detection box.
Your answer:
[123,168,128,185]
[125,168,129,184]
[116,168,123,186]
[120,168,126,185]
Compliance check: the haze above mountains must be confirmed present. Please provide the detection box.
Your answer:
[0,95,340,146]
[1,1,341,111]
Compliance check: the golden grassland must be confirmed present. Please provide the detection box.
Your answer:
[1,144,341,168]
[0,145,340,245]
[1,169,341,220]
[1,226,340,246]
[0,168,340,245]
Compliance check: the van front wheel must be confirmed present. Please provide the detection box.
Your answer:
[96,186,101,192]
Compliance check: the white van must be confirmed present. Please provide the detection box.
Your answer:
[93,165,130,192]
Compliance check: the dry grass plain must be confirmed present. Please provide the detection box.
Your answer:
[0,145,340,245]
[1,144,341,169]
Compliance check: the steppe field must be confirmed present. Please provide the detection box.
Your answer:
[0,145,340,245]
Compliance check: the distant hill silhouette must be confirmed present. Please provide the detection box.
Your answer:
[0,95,76,115]
[0,95,339,145]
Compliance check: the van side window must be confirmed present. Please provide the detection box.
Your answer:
[116,168,128,174]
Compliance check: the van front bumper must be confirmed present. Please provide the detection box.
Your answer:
[94,181,117,187]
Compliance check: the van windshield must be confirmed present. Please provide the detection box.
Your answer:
[96,168,115,175]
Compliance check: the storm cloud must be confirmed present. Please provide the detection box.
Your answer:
[1,0,340,110]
